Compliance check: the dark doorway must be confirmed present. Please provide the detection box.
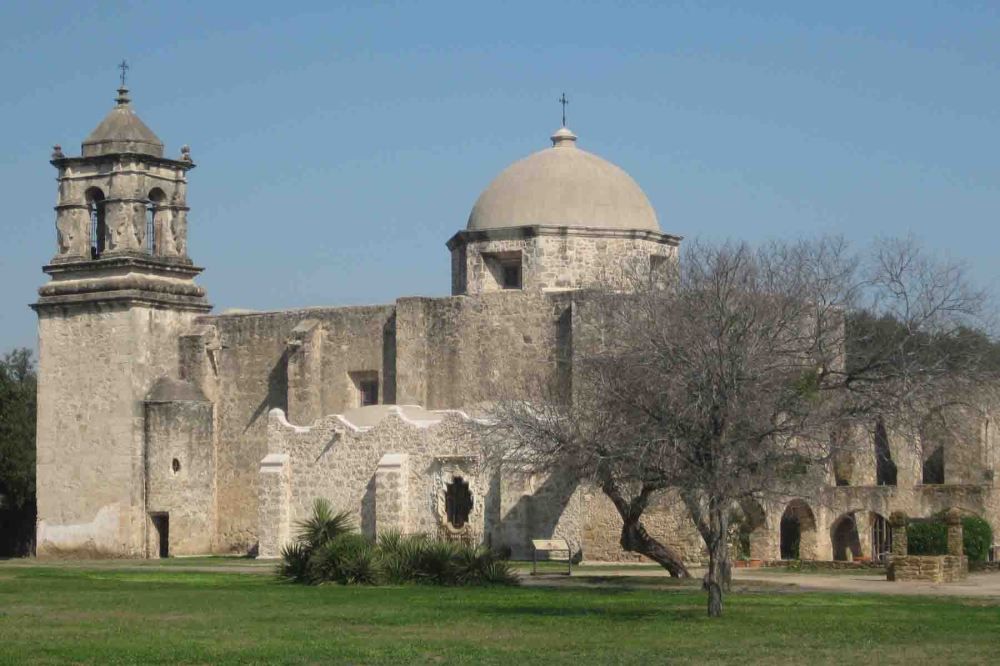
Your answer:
[871,513,891,562]
[831,513,862,561]
[151,513,169,558]
[780,500,817,560]
[780,514,800,560]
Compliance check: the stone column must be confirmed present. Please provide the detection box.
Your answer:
[258,453,291,558]
[945,508,964,556]
[375,453,409,536]
[889,511,908,556]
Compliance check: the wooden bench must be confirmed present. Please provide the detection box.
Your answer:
[531,538,572,575]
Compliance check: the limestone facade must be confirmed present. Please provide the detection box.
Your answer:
[33,87,1000,565]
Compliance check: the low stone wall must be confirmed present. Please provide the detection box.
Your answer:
[762,559,885,571]
[887,555,968,583]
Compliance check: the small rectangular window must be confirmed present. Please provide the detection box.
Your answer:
[349,370,380,407]
[483,250,523,291]
[501,261,522,290]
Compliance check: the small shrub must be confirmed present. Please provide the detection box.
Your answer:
[906,515,993,562]
[962,516,993,563]
[907,521,947,555]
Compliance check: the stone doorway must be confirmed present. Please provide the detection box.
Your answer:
[150,513,169,558]
[780,500,817,560]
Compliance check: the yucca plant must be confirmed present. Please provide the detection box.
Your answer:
[309,533,379,585]
[276,542,312,583]
[296,498,355,551]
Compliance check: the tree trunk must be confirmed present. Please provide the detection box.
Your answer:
[599,478,690,578]
[620,514,690,578]
[704,506,729,618]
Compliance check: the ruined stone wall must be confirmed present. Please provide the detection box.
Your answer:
[35,304,196,556]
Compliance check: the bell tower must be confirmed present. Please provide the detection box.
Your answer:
[33,76,210,557]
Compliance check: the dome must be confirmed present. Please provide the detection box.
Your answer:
[81,87,164,158]
[467,127,659,232]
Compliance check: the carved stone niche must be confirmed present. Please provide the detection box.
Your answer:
[431,455,484,545]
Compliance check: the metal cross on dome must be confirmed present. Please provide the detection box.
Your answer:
[558,92,569,127]
[118,60,129,87]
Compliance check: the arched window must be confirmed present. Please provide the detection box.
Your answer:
[146,188,166,255]
[85,187,106,259]
[444,476,473,529]
[874,419,897,486]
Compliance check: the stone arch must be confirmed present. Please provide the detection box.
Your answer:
[830,512,863,561]
[145,187,167,255]
[734,499,767,560]
[780,500,816,560]
[85,186,106,258]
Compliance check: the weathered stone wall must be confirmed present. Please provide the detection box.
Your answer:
[450,229,676,295]
[887,555,968,582]
[263,408,486,545]
[261,407,589,559]
[398,291,573,409]
[145,398,215,556]
[35,304,197,556]
[198,305,396,552]
[580,489,707,564]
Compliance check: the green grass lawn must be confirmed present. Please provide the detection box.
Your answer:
[0,565,997,665]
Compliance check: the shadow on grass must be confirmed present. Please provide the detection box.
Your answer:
[485,604,702,621]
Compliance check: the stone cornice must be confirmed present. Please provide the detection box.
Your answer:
[446,224,682,250]
[44,254,200,273]
[51,154,195,171]
[32,288,211,313]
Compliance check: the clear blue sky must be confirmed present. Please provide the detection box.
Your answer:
[2,1,999,352]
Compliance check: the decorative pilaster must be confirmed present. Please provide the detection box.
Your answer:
[258,454,291,558]
[375,453,409,535]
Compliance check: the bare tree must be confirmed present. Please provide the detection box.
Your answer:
[483,236,995,618]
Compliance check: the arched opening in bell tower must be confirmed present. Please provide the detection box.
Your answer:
[146,188,166,255]
[85,187,106,258]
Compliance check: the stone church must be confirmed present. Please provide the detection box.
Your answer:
[33,84,1000,564]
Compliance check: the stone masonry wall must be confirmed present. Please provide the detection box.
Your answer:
[200,305,395,552]
[35,304,196,556]
[145,399,215,556]
[452,232,676,295]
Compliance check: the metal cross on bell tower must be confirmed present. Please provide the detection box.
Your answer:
[118,59,129,87]
[558,92,569,127]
